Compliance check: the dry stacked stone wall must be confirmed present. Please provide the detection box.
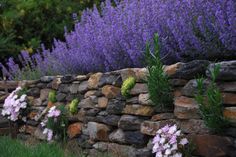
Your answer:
[0,60,236,157]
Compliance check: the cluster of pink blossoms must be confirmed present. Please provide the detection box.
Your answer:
[41,106,61,141]
[1,87,27,121]
[152,124,188,157]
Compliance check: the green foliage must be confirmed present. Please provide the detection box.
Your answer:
[145,33,173,109]
[121,77,136,98]
[0,0,101,60]
[69,98,79,114]
[195,64,229,133]
[0,136,75,157]
[46,105,68,142]
[48,90,56,103]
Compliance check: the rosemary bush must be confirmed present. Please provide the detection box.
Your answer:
[145,34,173,110]
[195,64,229,133]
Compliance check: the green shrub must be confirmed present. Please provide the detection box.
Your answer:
[145,33,173,109]
[195,64,229,133]
[121,77,136,98]
[69,98,79,114]
[0,0,101,60]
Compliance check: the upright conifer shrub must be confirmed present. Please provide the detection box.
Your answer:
[195,64,229,133]
[145,34,173,110]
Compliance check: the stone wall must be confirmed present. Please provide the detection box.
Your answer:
[0,60,236,157]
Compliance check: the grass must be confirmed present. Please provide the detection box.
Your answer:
[0,136,75,157]
[0,136,114,157]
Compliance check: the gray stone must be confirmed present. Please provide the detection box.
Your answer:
[207,61,236,81]
[58,84,70,93]
[181,79,210,97]
[171,60,210,79]
[26,120,39,126]
[61,75,76,83]
[77,135,93,149]
[98,73,122,87]
[126,96,139,104]
[26,88,40,97]
[93,142,137,157]
[56,93,67,102]
[138,93,152,105]
[225,128,236,138]
[69,83,80,94]
[0,81,19,90]
[40,76,55,83]
[86,108,100,116]
[87,122,110,141]
[109,129,126,143]
[118,115,143,131]
[78,81,89,93]
[78,98,95,109]
[180,119,209,134]
[218,82,236,92]
[106,99,125,115]
[34,127,47,140]
[40,88,51,101]
[102,115,120,126]
[169,79,188,87]
[130,83,148,95]
[135,148,152,157]
[75,75,88,81]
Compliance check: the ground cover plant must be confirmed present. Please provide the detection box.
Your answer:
[1,0,235,80]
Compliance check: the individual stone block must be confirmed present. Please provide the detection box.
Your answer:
[98,73,122,87]
[106,99,125,114]
[40,88,51,101]
[102,85,121,99]
[180,119,209,134]
[191,135,234,157]
[174,96,200,119]
[151,113,175,121]
[78,98,95,109]
[0,81,19,90]
[58,84,70,93]
[88,73,103,89]
[118,115,143,130]
[78,81,89,93]
[169,79,188,87]
[122,104,154,116]
[87,122,110,141]
[97,97,108,108]
[61,75,76,83]
[138,93,152,105]
[222,93,236,105]
[69,83,80,94]
[130,84,148,95]
[40,76,55,83]
[165,60,210,79]
[56,92,66,102]
[206,61,236,81]
[224,107,236,126]
[67,122,83,138]
[141,119,178,136]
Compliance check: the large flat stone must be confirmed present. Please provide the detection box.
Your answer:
[130,84,148,95]
[118,115,144,131]
[224,107,236,126]
[122,104,154,116]
[102,85,121,99]
[174,96,200,119]
[87,122,110,141]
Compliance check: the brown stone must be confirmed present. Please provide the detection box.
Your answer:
[180,119,209,134]
[122,104,154,116]
[0,94,8,103]
[40,89,51,101]
[224,107,236,126]
[51,77,61,90]
[118,68,136,81]
[151,113,175,121]
[163,62,183,76]
[169,79,188,87]
[134,68,148,82]
[87,122,110,141]
[88,73,103,89]
[173,88,182,97]
[102,85,120,99]
[218,81,236,92]
[32,98,42,106]
[97,97,108,108]
[141,120,179,136]
[130,83,148,95]
[0,127,9,135]
[0,81,19,90]
[222,93,236,105]
[67,122,83,138]
[84,90,98,98]
[191,135,233,157]
[25,125,36,135]
[174,96,200,119]
[138,93,152,105]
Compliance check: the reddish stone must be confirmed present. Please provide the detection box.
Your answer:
[163,63,183,76]
[222,93,236,105]
[97,97,108,108]
[224,107,236,126]
[191,135,233,157]
[151,113,175,121]
[67,122,83,138]
[27,111,38,120]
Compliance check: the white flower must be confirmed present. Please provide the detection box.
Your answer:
[180,138,188,145]
[160,137,166,144]
[171,143,178,151]
[156,151,163,157]
[168,125,177,134]
[165,149,171,155]
[175,130,181,136]
[19,94,27,102]
[172,153,182,157]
